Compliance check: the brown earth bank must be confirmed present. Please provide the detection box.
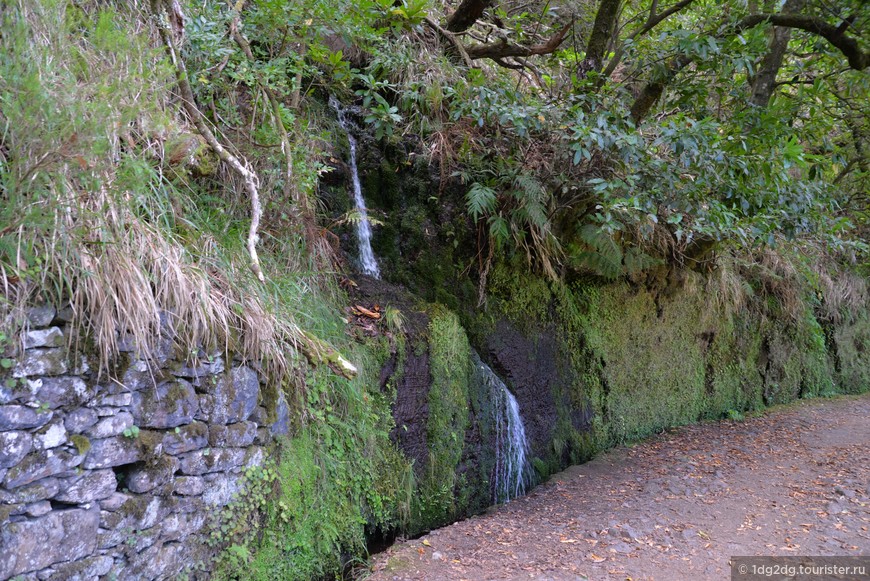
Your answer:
[366,394,870,581]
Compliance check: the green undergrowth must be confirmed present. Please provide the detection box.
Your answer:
[212,332,412,581]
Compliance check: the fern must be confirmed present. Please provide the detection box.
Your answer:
[488,215,510,249]
[465,182,497,223]
[569,224,624,279]
[573,250,624,279]
[623,247,662,275]
[569,224,661,279]
[512,173,546,205]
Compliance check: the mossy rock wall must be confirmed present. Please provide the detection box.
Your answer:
[833,312,870,394]
[480,262,864,481]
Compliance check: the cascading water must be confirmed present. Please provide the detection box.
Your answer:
[472,353,534,504]
[330,96,381,278]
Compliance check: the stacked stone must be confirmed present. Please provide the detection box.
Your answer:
[0,306,289,580]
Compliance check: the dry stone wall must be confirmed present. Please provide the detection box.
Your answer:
[0,306,289,580]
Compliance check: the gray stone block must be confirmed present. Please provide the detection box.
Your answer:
[23,327,64,349]
[125,525,161,553]
[172,355,224,381]
[177,447,245,475]
[172,476,205,496]
[27,305,56,328]
[209,421,257,448]
[160,511,207,542]
[3,448,83,489]
[35,376,93,409]
[46,554,113,581]
[98,497,167,547]
[85,412,133,439]
[196,366,259,424]
[54,469,117,503]
[32,418,68,450]
[271,391,290,435]
[88,393,132,408]
[255,427,273,446]
[202,473,240,506]
[23,500,51,517]
[0,477,59,504]
[82,437,142,470]
[0,405,53,430]
[126,455,179,494]
[131,380,198,429]
[12,349,68,378]
[118,360,158,392]
[63,408,98,433]
[54,305,75,324]
[99,492,129,512]
[244,445,265,470]
[129,540,184,580]
[0,431,32,468]
[0,505,99,579]
[161,421,208,455]
[169,495,202,514]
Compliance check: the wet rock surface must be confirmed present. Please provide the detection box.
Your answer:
[352,275,434,477]
[369,394,870,580]
[482,319,565,457]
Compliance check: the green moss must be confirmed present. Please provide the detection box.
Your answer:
[70,434,91,455]
[834,312,870,393]
[575,282,708,443]
[411,305,471,531]
[703,315,765,418]
[213,334,414,581]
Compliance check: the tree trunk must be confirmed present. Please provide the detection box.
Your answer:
[750,0,805,108]
[580,0,621,75]
[629,56,691,124]
[446,0,493,33]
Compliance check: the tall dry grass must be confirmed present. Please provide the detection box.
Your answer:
[0,0,316,382]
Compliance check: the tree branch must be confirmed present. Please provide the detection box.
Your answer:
[629,11,868,123]
[154,0,265,282]
[581,0,621,74]
[602,0,696,79]
[424,16,475,68]
[465,20,573,60]
[229,12,317,247]
[629,55,692,123]
[738,13,869,70]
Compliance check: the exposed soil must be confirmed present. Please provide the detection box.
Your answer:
[367,394,870,580]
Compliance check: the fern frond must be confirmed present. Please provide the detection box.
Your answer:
[466,182,497,223]
[623,247,662,274]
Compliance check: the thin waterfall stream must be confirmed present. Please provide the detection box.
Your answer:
[472,352,534,504]
[330,96,381,278]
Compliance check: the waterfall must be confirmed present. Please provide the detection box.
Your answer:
[472,353,533,504]
[330,96,381,278]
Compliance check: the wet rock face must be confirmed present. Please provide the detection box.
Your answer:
[351,276,434,478]
[390,346,431,477]
[482,319,563,457]
[0,306,284,580]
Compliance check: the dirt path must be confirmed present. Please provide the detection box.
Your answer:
[367,394,870,580]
